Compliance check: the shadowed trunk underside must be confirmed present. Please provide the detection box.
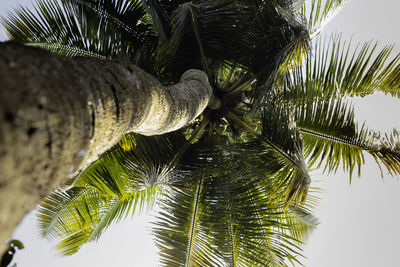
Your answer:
[0,42,213,248]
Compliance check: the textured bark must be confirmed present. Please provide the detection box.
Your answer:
[0,42,212,249]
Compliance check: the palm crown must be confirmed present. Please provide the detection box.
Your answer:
[3,0,400,266]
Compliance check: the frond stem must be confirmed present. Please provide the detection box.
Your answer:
[225,189,236,267]
[27,43,106,59]
[185,179,203,267]
[298,127,373,150]
[188,4,210,76]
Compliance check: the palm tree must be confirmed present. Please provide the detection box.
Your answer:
[0,0,308,248]
[1,0,400,265]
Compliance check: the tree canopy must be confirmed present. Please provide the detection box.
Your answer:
[2,0,400,266]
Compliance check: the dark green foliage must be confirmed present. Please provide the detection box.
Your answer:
[3,0,157,69]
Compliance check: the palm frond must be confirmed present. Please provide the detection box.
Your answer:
[278,33,310,73]
[153,175,305,267]
[141,0,188,41]
[37,186,91,241]
[2,0,156,67]
[202,175,304,266]
[282,36,400,100]
[248,1,310,108]
[36,132,197,255]
[67,0,148,39]
[36,184,160,255]
[274,0,310,72]
[74,149,132,197]
[229,99,311,207]
[158,2,210,76]
[284,205,320,245]
[53,196,137,255]
[195,141,322,265]
[74,132,198,192]
[37,129,212,256]
[261,104,310,205]
[288,0,306,14]
[191,138,311,265]
[38,187,105,255]
[66,0,156,63]
[122,132,194,189]
[295,97,400,178]
[153,183,224,267]
[3,0,83,46]
[151,0,310,85]
[305,0,348,39]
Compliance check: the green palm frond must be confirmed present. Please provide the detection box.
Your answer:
[53,196,131,255]
[68,0,149,39]
[2,0,156,67]
[158,2,210,76]
[217,181,303,267]
[177,138,314,265]
[282,36,400,100]
[243,0,308,83]
[37,184,160,255]
[153,176,304,267]
[260,104,310,207]
[122,132,194,188]
[278,33,310,73]
[75,131,199,192]
[288,0,306,13]
[305,0,348,38]
[3,0,82,46]
[36,126,220,256]
[153,183,224,267]
[37,186,91,241]
[274,0,310,72]
[295,97,400,178]
[73,149,132,197]
[66,0,156,64]
[229,98,311,207]
[248,3,309,108]
[38,187,107,255]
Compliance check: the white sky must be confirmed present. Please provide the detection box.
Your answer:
[1,0,400,266]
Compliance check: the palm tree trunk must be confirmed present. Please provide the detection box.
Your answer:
[0,41,213,248]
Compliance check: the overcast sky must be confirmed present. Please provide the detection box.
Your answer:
[1,0,400,266]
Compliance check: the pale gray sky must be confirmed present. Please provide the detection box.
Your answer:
[1,0,400,266]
